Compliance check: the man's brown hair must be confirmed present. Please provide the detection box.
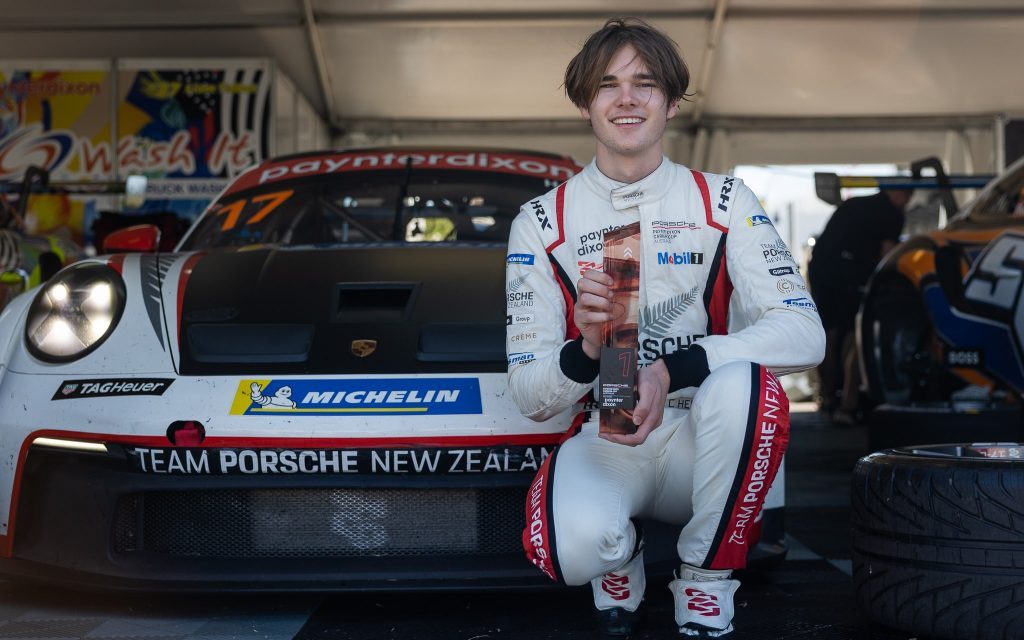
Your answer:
[564,17,690,110]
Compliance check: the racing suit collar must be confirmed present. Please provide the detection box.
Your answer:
[581,156,673,211]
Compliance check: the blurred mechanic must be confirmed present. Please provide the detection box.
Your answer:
[505,18,825,638]
[808,188,908,424]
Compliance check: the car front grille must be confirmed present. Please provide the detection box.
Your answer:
[113,487,524,558]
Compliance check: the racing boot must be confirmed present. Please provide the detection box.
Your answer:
[591,540,646,637]
[668,564,740,637]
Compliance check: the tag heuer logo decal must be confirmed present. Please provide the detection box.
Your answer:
[351,339,378,358]
[52,378,174,400]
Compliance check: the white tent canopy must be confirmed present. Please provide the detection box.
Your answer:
[2,0,1020,171]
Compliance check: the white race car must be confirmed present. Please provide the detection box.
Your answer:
[0,148,783,590]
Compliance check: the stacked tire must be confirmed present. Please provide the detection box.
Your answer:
[852,444,1024,640]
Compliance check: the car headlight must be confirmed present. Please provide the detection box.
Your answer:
[25,263,127,362]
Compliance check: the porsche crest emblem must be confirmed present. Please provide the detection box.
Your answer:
[351,339,378,358]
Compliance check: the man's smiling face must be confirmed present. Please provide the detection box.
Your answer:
[581,44,678,170]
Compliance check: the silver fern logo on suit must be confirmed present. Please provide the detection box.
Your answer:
[638,286,704,360]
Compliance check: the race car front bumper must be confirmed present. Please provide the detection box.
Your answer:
[5,443,553,592]
[3,438,770,591]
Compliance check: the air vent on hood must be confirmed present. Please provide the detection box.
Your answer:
[188,324,314,363]
[418,323,505,362]
[334,282,420,322]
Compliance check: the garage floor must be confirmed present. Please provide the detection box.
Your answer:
[0,407,913,640]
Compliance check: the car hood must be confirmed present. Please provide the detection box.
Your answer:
[171,244,509,375]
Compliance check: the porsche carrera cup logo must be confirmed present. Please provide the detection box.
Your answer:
[351,339,378,358]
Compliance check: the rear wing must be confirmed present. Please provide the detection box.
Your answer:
[814,157,994,215]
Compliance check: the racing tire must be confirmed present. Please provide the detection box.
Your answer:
[867,403,1023,451]
[851,444,1024,640]
[859,274,931,406]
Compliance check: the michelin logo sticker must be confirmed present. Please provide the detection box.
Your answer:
[231,378,482,415]
[507,253,535,265]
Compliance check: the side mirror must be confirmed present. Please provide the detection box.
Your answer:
[103,224,161,254]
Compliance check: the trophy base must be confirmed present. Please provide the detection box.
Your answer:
[599,408,638,435]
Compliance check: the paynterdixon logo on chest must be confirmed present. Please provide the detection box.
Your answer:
[577,224,626,256]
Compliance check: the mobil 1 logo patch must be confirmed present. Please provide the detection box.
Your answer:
[657,251,704,266]
[54,378,174,400]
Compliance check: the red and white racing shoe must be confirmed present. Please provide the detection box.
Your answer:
[668,565,740,637]
[591,547,646,637]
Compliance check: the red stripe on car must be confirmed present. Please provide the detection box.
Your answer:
[106,255,126,275]
[228,150,581,196]
[19,429,565,450]
[176,253,205,341]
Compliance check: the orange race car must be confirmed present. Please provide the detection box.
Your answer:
[850,156,1024,448]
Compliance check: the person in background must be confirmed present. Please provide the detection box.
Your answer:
[808,188,909,424]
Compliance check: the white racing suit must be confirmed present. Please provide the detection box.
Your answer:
[507,157,825,586]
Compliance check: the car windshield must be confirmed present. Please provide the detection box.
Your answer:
[179,168,557,250]
[961,158,1024,222]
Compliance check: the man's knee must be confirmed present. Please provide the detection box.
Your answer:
[692,362,790,434]
[555,515,636,586]
[702,360,755,389]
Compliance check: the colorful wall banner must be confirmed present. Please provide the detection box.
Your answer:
[0,61,276,249]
